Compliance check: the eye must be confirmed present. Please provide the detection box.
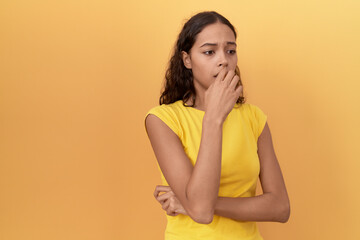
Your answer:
[203,50,214,55]
[203,50,236,55]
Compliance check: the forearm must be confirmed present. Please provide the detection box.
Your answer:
[214,193,290,223]
[186,114,223,221]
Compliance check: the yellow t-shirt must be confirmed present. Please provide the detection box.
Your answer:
[144,99,267,240]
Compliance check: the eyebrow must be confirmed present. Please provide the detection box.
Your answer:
[199,42,237,48]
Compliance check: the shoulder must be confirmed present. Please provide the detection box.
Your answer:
[238,103,267,119]
[238,102,265,113]
[144,100,183,138]
[145,100,183,116]
[236,103,268,140]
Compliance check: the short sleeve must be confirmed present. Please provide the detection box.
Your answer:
[144,105,181,138]
[249,104,268,140]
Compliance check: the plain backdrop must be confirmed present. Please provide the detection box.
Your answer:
[0,0,359,239]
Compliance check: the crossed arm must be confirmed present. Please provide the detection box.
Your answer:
[215,121,290,222]
[145,112,290,224]
[147,114,290,223]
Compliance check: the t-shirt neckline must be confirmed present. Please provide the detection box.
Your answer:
[181,100,205,113]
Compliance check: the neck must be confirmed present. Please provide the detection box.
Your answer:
[187,89,206,111]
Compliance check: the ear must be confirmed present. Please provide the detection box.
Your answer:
[181,51,192,69]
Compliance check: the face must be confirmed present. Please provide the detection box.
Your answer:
[182,22,238,90]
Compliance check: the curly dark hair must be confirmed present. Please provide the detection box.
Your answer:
[159,11,246,107]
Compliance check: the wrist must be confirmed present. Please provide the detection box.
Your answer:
[203,113,224,126]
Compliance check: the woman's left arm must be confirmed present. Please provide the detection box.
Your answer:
[155,122,290,223]
[214,122,290,223]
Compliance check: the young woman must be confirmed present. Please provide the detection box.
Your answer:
[144,11,290,240]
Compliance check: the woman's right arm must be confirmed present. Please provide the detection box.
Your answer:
[145,113,223,224]
[145,69,242,224]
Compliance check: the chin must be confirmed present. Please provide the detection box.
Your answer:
[205,81,214,89]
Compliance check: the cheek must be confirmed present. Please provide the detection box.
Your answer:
[233,56,238,67]
[191,63,208,77]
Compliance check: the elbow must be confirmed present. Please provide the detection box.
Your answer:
[194,215,214,224]
[277,201,290,223]
[188,207,214,224]
[270,192,290,223]
[184,188,216,224]
[194,213,214,224]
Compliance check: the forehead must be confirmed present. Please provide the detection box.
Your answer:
[194,23,235,47]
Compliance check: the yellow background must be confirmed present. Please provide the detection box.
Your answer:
[1,0,359,239]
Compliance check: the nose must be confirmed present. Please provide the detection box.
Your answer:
[218,51,229,68]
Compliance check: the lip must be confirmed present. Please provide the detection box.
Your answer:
[214,70,224,77]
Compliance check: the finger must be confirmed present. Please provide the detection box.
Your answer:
[154,189,171,201]
[166,198,179,216]
[167,207,177,216]
[167,212,178,217]
[235,84,243,98]
[229,74,240,90]
[224,70,236,86]
[157,190,174,203]
[171,212,179,216]
[175,208,186,215]
[153,185,171,198]
[162,199,170,210]
[215,65,227,82]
